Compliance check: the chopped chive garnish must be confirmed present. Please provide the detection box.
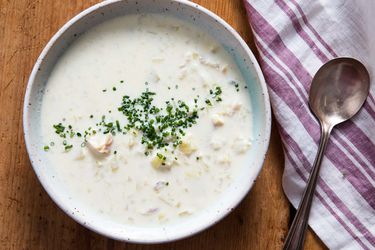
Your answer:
[50,84,223,157]
[43,146,50,152]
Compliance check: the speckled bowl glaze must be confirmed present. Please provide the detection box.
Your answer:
[23,0,271,243]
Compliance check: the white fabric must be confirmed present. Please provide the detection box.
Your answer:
[244,1,375,249]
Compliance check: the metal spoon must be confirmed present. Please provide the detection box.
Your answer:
[283,57,370,250]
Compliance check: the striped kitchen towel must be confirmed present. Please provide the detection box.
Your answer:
[243,1,375,249]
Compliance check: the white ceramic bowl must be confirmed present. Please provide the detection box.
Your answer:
[23,0,271,243]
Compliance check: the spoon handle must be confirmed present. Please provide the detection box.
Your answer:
[283,123,332,250]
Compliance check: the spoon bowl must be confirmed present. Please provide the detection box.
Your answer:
[283,57,370,250]
[309,57,370,126]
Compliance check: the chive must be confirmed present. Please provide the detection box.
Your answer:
[120,80,124,83]
[53,123,65,134]
[113,87,116,91]
[90,115,94,118]
[43,145,50,152]
[156,153,166,161]
[116,120,121,132]
[215,86,222,95]
[65,145,73,151]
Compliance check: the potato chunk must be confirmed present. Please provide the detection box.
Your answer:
[151,156,164,169]
[151,155,173,170]
[179,141,196,156]
[211,114,224,127]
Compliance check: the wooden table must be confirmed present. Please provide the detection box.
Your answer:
[0,0,327,249]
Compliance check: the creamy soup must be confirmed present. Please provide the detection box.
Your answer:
[41,14,252,226]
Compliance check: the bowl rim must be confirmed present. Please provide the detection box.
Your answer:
[23,0,271,243]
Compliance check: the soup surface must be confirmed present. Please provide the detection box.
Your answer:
[41,14,253,226]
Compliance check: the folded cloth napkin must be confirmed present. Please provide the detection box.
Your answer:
[243,1,375,249]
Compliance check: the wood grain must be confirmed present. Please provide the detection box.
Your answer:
[0,0,326,249]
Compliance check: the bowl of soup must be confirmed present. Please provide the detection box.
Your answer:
[23,0,271,243]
